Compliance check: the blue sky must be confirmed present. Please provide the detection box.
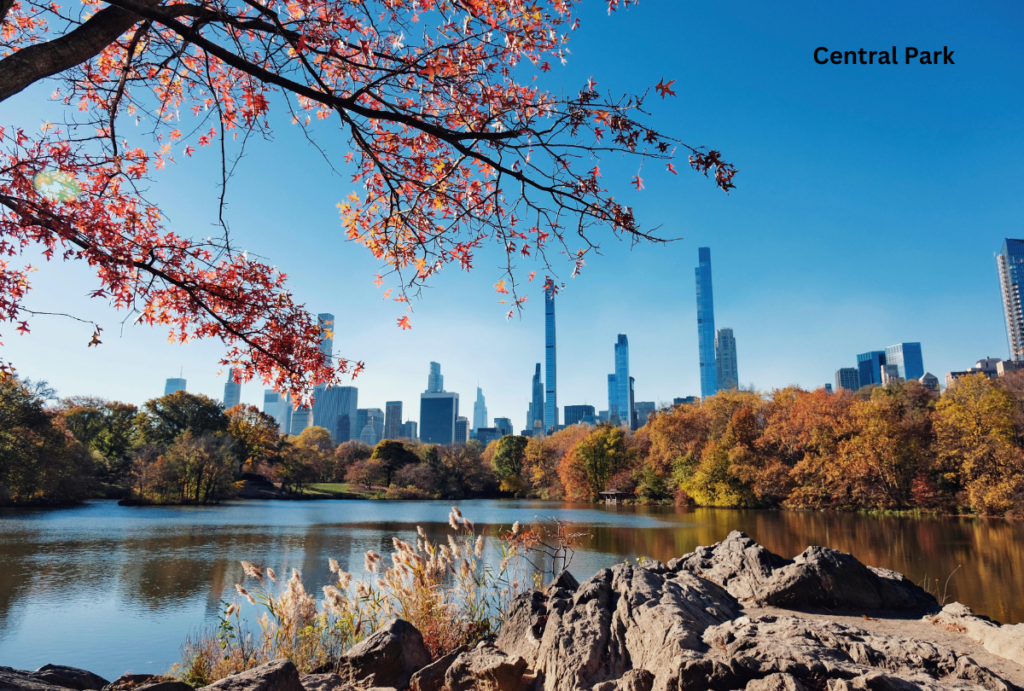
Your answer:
[4,0,1023,429]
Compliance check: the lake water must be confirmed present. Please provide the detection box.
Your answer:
[0,499,1021,679]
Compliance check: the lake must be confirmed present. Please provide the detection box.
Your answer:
[0,499,1021,679]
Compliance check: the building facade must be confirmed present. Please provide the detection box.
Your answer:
[471,427,501,446]
[563,404,596,427]
[634,401,656,428]
[526,363,544,433]
[695,247,718,398]
[673,396,699,406]
[455,416,470,443]
[427,361,444,393]
[223,368,241,408]
[856,351,886,388]
[290,407,312,435]
[835,367,861,392]
[420,392,459,444]
[164,377,186,395]
[881,363,903,385]
[358,407,384,445]
[473,387,488,432]
[263,390,292,434]
[400,420,418,440]
[715,328,738,391]
[885,343,924,381]
[920,373,940,391]
[494,417,513,437]
[997,239,1024,360]
[544,286,558,432]
[384,401,403,440]
[313,385,358,441]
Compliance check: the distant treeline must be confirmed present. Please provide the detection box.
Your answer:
[2,372,1023,515]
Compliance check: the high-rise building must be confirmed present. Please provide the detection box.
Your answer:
[223,368,241,408]
[494,417,513,437]
[263,390,292,434]
[164,377,186,395]
[400,420,418,440]
[526,363,544,432]
[313,386,358,441]
[358,407,384,445]
[384,401,403,440]
[885,343,924,381]
[420,362,459,444]
[824,383,833,394]
[473,387,488,432]
[997,239,1024,360]
[317,313,335,359]
[920,373,940,391]
[606,374,618,423]
[455,416,470,443]
[856,351,886,388]
[563,404,596,426]
[427,361,444,393]
[695,247,718,398]
[544,285,558,432]
[835,368,860,392]
[634,401,656,428]
[629,375,637,430]
[881,363,903,385]
[471,427,501,446]
[355,408,368,439]
[673,396,699,406]
[715,328,738,391]
[290,407,312,435]
[607,335,631,425]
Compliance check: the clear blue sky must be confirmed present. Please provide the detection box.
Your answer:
[5,0,1023,428]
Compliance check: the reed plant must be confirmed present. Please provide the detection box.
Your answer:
[173,507,534,681]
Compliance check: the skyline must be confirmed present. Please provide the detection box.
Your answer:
[4,1,1021,422]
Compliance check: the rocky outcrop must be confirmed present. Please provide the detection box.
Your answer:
[408,645,467,691]
[339,618,431,689]
[672,532,936,611]
[930,603,1024,666]
[200,660,302,691]
[0,667,110,691]
[296,675,354,691]
[443,643,529,691]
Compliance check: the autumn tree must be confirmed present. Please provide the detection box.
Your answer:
[558,423,629,502]
[135,390,228,447]
[225,403,281,472]
[134,430,237,503]
[523,424,590,498]
[58,396,139,481]
[369,439,418,486]
[491,434,528,495]
[0,0,735,396]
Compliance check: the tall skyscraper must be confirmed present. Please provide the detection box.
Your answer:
[223,368,241,408]
[563,404,596,427]
[455,416,470,443]
[290,407,312,435]
[835,368,861,392]
[427,361,444,393]
[494,417,513,437]
[263,390,292,434]
[629,375,636,430]
[885,343,924,381]
[608,335,630,426]
[358,407,384,445]
[634,401,656,428]
[715,328,739,391]
[607,374,619,423]
[695,247,718,398]
[420,362,459,444]
[384,401,403,440]
[544,286,558,432]
[164,377,186,395]
[526,363,544,432]
[473,387,488,431]
[400,420,418,440]
[313,385,358,441]
[997,239,1024,360]
[857,351,886,387]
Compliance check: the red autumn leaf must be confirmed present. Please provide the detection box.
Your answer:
[397,316,412,330]
[655,78,676,98]
[667,163,678,175]
[633,175,644,190]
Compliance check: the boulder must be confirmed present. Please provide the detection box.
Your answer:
[32,667,109,691]
[103,675,161,691]
[674,532,936,611]
[339,618,430,689]
[0,667,73,691]
[408,646,466,691]
[746,673,807,691]
[297,675,355,691]
[200,660,303,691]
[443,644,528,691]
[930,603,1024,666]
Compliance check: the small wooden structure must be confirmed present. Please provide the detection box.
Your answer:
[599,489,627,505]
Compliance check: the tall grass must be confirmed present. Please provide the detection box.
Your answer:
[173,507,535,682]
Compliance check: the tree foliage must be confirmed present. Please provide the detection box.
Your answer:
[135,390,229,447]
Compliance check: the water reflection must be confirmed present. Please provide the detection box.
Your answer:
[0,500,1020,679]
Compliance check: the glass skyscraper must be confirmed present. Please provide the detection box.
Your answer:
[473,386,488,432]
[607,334,631,425]
[563,404,596,426]
[384,401,403,440]
[997,239,1024,360]
[695,247,718,398]
[420,362,458,444]
[544,286,558,432]
[715,328,738,391]
[526,363,544,434]
[223,367,241,408]
[856,351,886,387]
[164,377,186,395]
[885,343,924,381]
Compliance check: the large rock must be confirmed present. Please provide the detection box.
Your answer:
[0,668,73,691]
[297,675,355,691]
[673,532,936,612]
[930,603,1024,667]
[104,674,191,691]
[200,660,302,691]
[495,562,740,691]
[31,667,109,691]
[408,646,466,691]
[443,644,528,691]
[339,618,430,689]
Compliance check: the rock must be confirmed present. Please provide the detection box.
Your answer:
[200,659,302,691]
[674,532,936,612]
[495,590,549,667]
[443,644,528,691]
[0,667,73,691]
[592,670,655,691]
[746,673,807,691]
[340,618,430,689]
[32,667,109,691]
[546,570,580,594]
[134,682,193,691]
[297,675,355,691]
[930,603,1024,667]
[103,675,161,691]
[408,646,466,691]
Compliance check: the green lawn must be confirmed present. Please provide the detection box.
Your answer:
[306,483,375,499]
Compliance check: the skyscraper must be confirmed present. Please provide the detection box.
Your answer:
[526,363,544,432]
[715,328,738,391]
[885,343,924,381]
[400,420,418,440]
[384,401,403,440]
[634,401,656,428]
[290,407,312,435]
[164,377,186,395]
[695,247,718,398]
[223,368,241,408]
[607,374,619,424]
[455,416,470,443]
[427,361,444,393]
[313,385,358,441]
[544,285,558,432]
[473,387,488,431]
[835,368,860,392]
[608,335,630,426]
[263,390,291,434]
[420,362,459,444]
[494,417,513,437]
[629,375,636,430]
[358,407,384,445]
[563,404,596,427]
[317,313,335,360]
[857,351,886,387]
[997,239,1024,360]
